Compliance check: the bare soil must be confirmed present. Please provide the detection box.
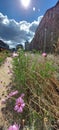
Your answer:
[0,57,12,128]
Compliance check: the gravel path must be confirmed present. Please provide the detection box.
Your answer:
[0,57,12,127]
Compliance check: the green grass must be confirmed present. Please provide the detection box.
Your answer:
[0,50,11,65]
[11,49,57,129]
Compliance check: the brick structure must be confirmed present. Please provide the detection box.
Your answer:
[30,1,59,53]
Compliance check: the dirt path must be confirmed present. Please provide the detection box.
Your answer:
[0,57,13,127]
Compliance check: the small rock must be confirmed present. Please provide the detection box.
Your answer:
[0,126,3,130]
[57,119,59,127]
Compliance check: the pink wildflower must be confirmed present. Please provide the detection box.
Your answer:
[42,52,47,57]
[12,52,18,57]
[8,71,10,74]
[14,96,25,113]
[1,99,6,104]
[8,123,19,130]
[8,70,12,75]
[8,90,18,98]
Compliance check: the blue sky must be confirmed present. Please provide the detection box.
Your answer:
[0,0,58,48]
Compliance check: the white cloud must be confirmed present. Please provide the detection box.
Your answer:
[38,15,43,22]
[0,12,43,48]
[20,21,30,32]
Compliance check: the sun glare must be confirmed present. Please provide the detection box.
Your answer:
[20,0,30,8]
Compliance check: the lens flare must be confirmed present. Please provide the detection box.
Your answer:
[20,0,31,8]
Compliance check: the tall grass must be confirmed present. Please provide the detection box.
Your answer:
[12,50,57,129]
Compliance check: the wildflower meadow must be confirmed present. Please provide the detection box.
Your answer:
[1,49,59,130]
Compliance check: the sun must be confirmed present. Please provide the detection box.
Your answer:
[20,0,31,8]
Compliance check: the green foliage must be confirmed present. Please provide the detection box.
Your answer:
[0,57,4,65]
[32,49,41,54]
[0,50,10,65]
[12,50,56,127]
[13,50,30,93]
[39,61,56,78]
